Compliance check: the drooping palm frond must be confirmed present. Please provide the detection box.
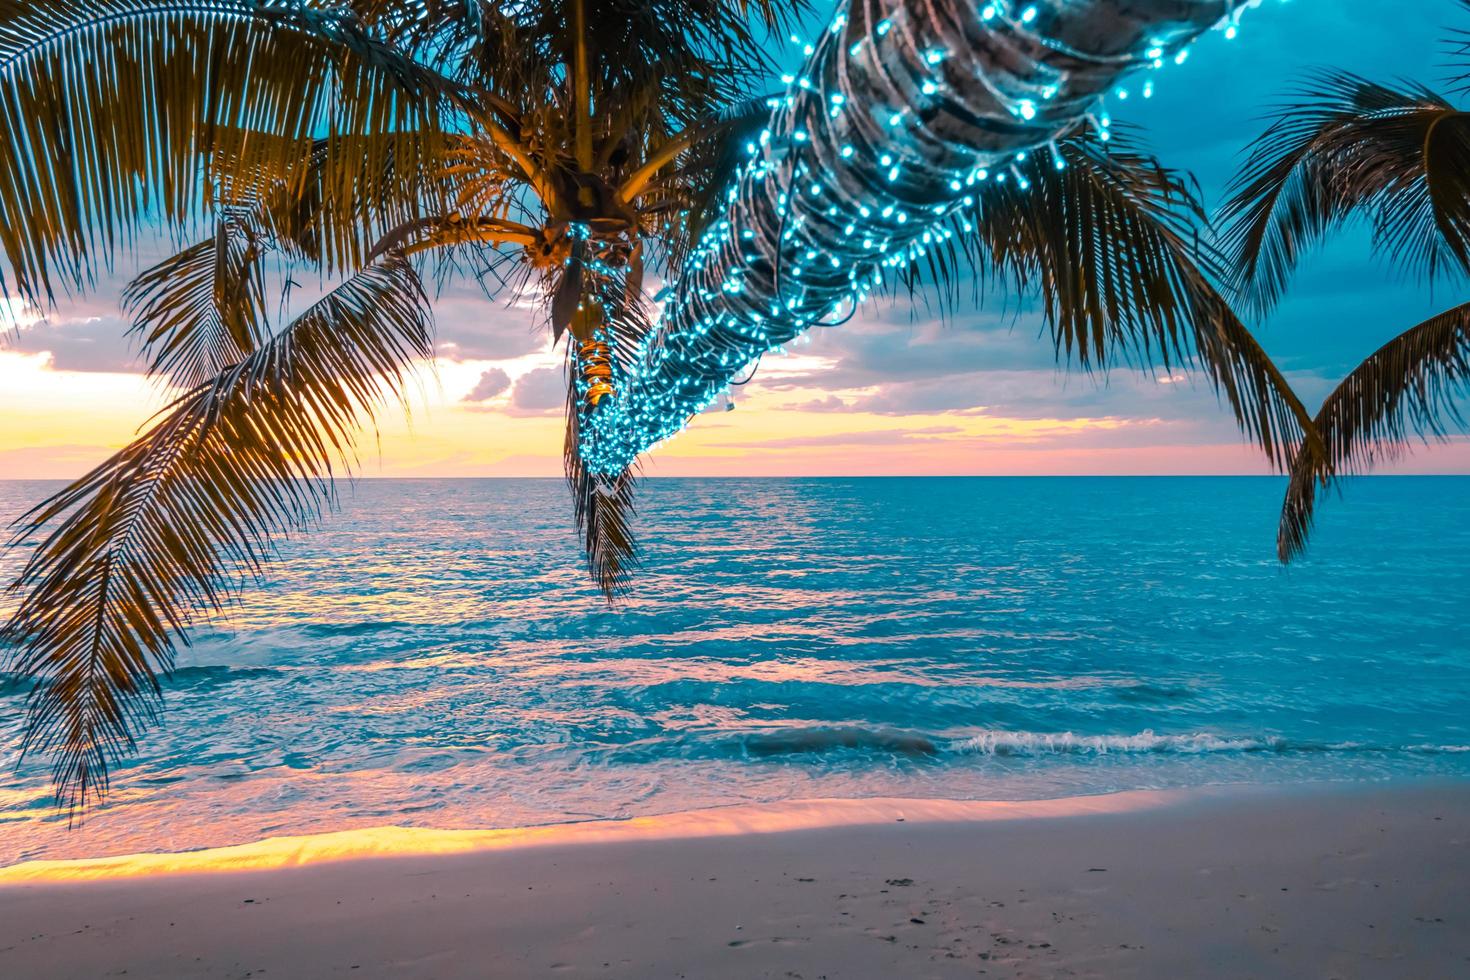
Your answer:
[209,125,460,274]
[1220,71,1470,316]
[1279,302,1470,560]
[658,95,781,273]
[939,132,1318,471]
[1216,53,1470,559]
[0,254,432,811]
[560,258,654,598]
[121,217,269,387]
[0,0,450,307]
[565,412,641,600]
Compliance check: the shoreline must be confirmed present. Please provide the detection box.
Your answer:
[1,785,1199,884]
[0,778,1460,884]
[3,779,1467,977]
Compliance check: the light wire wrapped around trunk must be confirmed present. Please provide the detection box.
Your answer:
[577,0,1265,474]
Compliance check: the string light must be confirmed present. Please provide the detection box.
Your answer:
[578,0,1276,475]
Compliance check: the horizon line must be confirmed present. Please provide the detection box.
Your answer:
[5,473,1470,482]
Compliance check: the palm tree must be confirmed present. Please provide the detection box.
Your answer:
[0,0,1311,812]
[1221,2,1470,559]
[0,0,808,811]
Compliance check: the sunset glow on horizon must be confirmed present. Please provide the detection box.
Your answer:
[6,306,1470,481]
[0,330,1329,481]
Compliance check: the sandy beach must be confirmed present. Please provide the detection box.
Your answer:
[1,780,1466,978]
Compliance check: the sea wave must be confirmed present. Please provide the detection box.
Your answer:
[163,665,281,690]
[950,730,1470,757]
[953,730,1287,756]
[698,726,1470,761]
[740,727,939,757]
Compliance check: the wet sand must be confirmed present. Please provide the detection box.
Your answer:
[1,781,1466,978]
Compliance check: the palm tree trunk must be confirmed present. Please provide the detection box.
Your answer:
[578,0,1251,474]
[570,0,593,171]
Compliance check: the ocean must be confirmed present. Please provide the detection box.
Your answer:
[2,476,1468,865]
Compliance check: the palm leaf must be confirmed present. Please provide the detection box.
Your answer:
[1438,0,1470,94]
[211,125,459,273]
[565,413,641,601]
[943,133,1318,471]
[1219,71,1470,316]
[1279,301,1470,560]
[1,254,432,811]
[0,0,448,307]
[660,95,782,272]
[120,217,269,387]
[559,257,653,599]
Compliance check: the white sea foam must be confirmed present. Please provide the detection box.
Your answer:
[952,731,1470,756]
[953,730,1289,756]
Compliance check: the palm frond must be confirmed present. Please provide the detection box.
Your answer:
[0,0,447,307]
[564,416,640,601]
[1219,71,1470,315]
[120,217,268,387]
[368,216,540,266]
[1279,301,1470,560]
[664,95,781,270]
[414,0,805,116]
[1441,0,1470,94]
[1,254,432,811]
[559,257,653,599]
[211,126,458,273]
[943,132,1317,471]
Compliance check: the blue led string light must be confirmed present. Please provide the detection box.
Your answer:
[577,0,1274,475]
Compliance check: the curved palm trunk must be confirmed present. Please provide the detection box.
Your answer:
[579,0,1251,473]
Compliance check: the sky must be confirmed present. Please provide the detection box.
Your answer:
[2,0,1467,480]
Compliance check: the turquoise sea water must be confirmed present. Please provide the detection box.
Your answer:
[2,476,1469,865]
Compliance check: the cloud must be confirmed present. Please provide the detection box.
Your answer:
[2,314,142,374]
[428,287,548,363]
[776,310,1056,392]
[506,366,566,416]
[777,395,849,412]
[759,294,1342,434]
[0,247,560,391]
[462,368,511,403]
[841,366,1263,425]
[758,312,1138,420]
[713,426,964,450]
